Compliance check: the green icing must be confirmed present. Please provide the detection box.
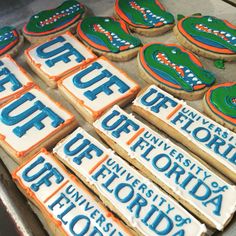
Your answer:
[210,84,236,118]
[142,43,215,91]
[79,17,141,53]
[117,0,174,28]
[177,14,185,21]
[214,59,225,69]
[0,26,18,53]
[181,15,236,52]
[25,0,85,34]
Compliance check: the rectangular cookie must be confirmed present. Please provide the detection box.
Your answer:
[25,31,97,88]
[53,127,207,236]
[0,54,34,104]
[93,105,236,230]
[0,86,77,164]
[12,149,132,236]
[58,56,140,123]
[132,85,236,183]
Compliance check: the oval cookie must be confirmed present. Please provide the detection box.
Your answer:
[138,42,216,100]
[23,0,86,43]
[204,82,236,132]
[77,16,142,61]
[114,0,174,36]
[174,15,236,61]
[0,26,23,57]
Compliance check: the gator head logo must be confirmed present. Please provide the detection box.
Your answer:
[23,0,85,36]
[0,26,19,56]
[139,43,215,92]
[205,82,236,126]
[115,0,174,28]
[77,17,142,53]
[178,15,236,54]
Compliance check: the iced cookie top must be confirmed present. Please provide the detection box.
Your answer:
[23,0,85,36]
[177,15,236,54]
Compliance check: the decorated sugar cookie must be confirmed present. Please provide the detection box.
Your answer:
[174,15,236,61]
[0,86,77,164]
[58,56,140,123]
[77,16,142,61]
[114,0,175,36]
[138,43,216,100]
[12,150,132,236]
[0,26,24,57]
[23,0,86,43]
[203,82,236,132]
[54,127,207,235]
[94,105,236,230]
[25,32,96,88]
[132,85,236,182]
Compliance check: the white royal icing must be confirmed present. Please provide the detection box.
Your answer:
[53,127,207,236]
[93,105,236,230]
[14,151,130,236]
[26,32,96,78]
[0,87,73,154]
[0,56,32,103]
[133,85,236,175]
[60,57,139,119]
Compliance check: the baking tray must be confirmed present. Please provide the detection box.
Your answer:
[0,0,235,235]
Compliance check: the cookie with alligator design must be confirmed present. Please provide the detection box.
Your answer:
[114,0,174,36]
[0,26,24,57]
[138,43,216,100]
[77,16,142,61]
[174,15,236,61]
[23,0,86,44]
[203,82,236,132]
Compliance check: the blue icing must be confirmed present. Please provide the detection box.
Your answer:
[84,75,130,101]
[0,92,64,137]
[0,65,22,92]
[86,33,108,48]
[64,133,103,165]
[72,60,130,101]
[22,156,64,192]
[191,35,227,49]
[101,109,140,138]
[36,35,85,67]
[140,87,177,113]
[73,62,112,89]
[150,66,180,86]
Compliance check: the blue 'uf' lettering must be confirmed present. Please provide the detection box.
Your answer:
[36,36,85,67]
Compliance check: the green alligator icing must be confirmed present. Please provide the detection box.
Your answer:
[78,17,141,53]
[142,43,215,91]
[25,0,85,34]
[214,59,225,69]
[181,15,236,52]
[117,0,174,28]
[0,26,18,54]
[210,84,236,118]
